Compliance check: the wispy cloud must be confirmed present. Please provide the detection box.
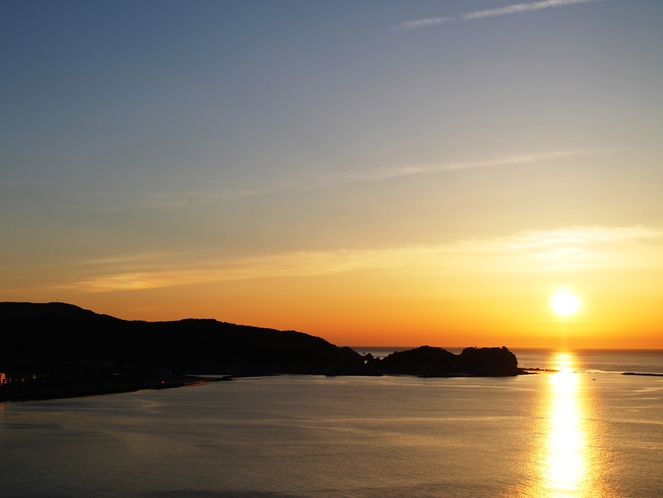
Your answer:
[59,225,663,292]
[105,147,625,209]
[241,147,624,197]
[398,0,600,30]
[479,225,663,271]
[397,17,452,30]
[462,0,600,20]
[352,149,602,182]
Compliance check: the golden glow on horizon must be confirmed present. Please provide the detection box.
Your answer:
[550,289,581,318]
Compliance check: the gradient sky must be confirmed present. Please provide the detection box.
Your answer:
[1,0,662,348]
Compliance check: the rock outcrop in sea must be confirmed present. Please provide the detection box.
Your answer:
[367,345,520,377]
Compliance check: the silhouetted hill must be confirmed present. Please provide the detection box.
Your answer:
[0,302,362,371]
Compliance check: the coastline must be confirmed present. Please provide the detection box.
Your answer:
[0,376,232,404]
[6,364,663,404]
[1,370,527,404]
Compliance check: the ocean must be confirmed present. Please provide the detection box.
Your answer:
[1,350,662,498]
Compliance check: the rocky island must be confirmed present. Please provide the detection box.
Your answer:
[0,302,523,402]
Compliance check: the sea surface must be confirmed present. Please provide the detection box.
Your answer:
[1,350,662,498]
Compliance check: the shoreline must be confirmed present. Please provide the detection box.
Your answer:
[0,376,232,404]
[1,371,528,404]
[8,368,662,404]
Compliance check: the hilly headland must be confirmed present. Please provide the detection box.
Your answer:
[0,302,523,402]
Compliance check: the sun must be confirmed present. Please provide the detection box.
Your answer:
[550,289,580,317]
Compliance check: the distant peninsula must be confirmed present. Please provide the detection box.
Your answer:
[0,302,523,402]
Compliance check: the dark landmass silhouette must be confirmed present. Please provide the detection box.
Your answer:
[0,302,523,402]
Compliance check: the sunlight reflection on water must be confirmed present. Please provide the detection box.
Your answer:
[531,352,613,498]
[543,353,586,497]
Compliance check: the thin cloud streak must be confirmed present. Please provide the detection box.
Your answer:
[398,0,600,30]
[358,149,600,181]
[397,17,452,30]
[462,0,600,20]
[108,148,625,209]
[22,147,626,211]
[60,226,663,292]
[240,147,626,197]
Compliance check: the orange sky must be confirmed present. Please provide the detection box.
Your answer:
[5,226,662,348]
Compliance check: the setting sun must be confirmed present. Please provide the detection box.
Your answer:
[550,290,581,318]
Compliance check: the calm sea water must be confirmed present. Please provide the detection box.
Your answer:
[1,350,662,498]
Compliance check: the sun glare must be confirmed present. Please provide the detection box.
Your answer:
[550,289,580,317]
